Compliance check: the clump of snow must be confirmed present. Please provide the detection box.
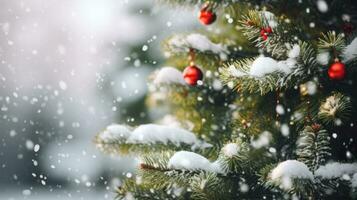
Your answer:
[261,11,278,28]
[153,67,185,85]
[305,81,317,95]
[222,143,240,158]
[343,37,357,62]
[230,45,300,78]
[98,124,211,149]
[288,44,301,58]
[270,160,314,189]
[168,151,222,173]
[99,124,132,142]
[315,162,357,179]
[168,33,228,60]
[316,0,329,13]
[250,56,281,77]
[251,131,272,149]
[158,115,195,131]
[228,64,246,77]
[127,124,211,148]
[317,52,330,65]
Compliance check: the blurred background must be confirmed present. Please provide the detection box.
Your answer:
[0,0,198,199]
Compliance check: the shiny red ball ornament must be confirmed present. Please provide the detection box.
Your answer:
[328,61,346,80]
[183,65,203,86]
[199,9,216,25]
[260,27,272,41]
[264,26,273,34]
[262,35,268,41]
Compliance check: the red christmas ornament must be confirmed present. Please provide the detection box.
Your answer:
[264,26,273,34]
[328,61,346,80]
[183,65,203,86]
[260,26,272,41]
[260,29,266,36]
[262,34,268,41]
[199,8,216,25]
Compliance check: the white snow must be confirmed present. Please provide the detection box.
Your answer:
[59,81,67,90]
[168,151,222,173]
[306,81,317,95]
[261,11,278,28]
[127,124,209,148]
[153,67,185,85]
[276,104,285,115]
[34,144,40,152]
[168,33,228,59]
[315,162,357,179]
[343,37,357,62]
[352,173,357,188]
[228,64,246,77]
[250,56,281,77]
[280,124,290,137]
[317,52,330,65]
[98,124,132,142]
[316,0,329,13]
[222,143,240,158]
[230,45,300,78]
[251,131,272,149]
[288,45,301,58]
[270,160,313,189]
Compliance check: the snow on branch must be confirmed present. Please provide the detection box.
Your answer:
[166,33,228,59]
[97,123,211,149]
[168,151,222,173]
[261,11,278,28]
[315,162,357,179]
[229,44,300,78]
[98,124,132,142]
[152,66,186,85]
[343,37,357,62]
[270,160,314,190]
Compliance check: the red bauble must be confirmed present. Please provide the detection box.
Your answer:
[260,29,266,36]
[262,35,268,41]
[328,62,346,80]
[264,26,273,34]
[260,27,272,40]
[199,9,216,25]
[183,65,203,86]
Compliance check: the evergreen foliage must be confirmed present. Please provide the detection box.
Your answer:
[95,0,357,199]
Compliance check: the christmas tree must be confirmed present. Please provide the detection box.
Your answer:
[95,0,357,199]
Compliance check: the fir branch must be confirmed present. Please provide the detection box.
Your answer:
[296,125,331,172]
[220,57,283,95]
[281,42,319,86]
[190,172,224,200]
[94,137,195,155]
[238,10,298,59]
[318,92,352,126]
[318,32,346,58]
[218,141,250,173]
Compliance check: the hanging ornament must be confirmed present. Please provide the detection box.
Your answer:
[183,65,203,86]
[183,49,203,86]
[328,61,346,80]
[199,2,216,25]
